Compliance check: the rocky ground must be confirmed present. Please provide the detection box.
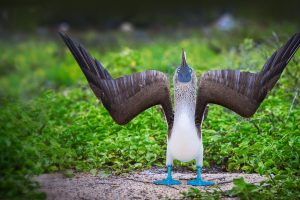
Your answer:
[35,168,266,200]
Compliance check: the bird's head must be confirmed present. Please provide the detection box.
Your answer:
[177,50,192,83]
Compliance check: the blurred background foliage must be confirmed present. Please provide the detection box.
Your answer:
[0,1,300,199]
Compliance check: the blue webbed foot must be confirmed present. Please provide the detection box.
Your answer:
[187,166,215,186]
[153,178,181,185]
[153,165,181,185]
[187,179,214,186]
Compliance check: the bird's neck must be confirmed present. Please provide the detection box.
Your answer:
[173,83,197,122]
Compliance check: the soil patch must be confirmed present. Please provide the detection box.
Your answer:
[36,168,265,199]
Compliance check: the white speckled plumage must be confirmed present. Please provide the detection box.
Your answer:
[167,70,203,166]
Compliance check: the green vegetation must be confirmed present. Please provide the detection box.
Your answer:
[0,25,299,199]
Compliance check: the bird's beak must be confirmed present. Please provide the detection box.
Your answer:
[177,49,192,82]
[180,49,188,73]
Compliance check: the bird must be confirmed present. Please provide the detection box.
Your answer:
[59,32,300,186]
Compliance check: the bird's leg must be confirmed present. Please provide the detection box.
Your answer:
[187,166,214,186]
[153,165,181,185]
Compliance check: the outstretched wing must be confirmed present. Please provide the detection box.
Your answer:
[195,32,300,127]
[59,33,174,128]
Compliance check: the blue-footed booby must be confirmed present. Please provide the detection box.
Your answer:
[59,32,300,186]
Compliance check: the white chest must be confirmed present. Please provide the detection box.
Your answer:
[168,108,202,162]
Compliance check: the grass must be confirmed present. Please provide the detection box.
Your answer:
[0,23,300,199]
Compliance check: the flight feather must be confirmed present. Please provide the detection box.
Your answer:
[195,33,300,126]
[59,33,174,128]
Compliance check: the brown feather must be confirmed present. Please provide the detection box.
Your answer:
[59,32,174,130]
[195,32,300,127]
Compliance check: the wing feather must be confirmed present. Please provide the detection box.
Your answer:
[59,32,174,129]
[195,32,300,127]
